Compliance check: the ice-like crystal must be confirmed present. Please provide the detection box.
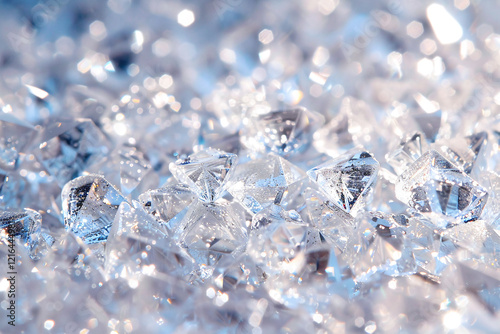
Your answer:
[35,118,112,186]
[0,208,41,258]
[437,132,488,175]
[248,205,308,276]
[62,174,126,244]
[386,132,429,175]
[0,113,36,171]
[139,183,196,232]
[227,154,306,214]
[175,199,247,266]
[395,150,488,225]
[169,148,237,203]
[241,107,324,156]
[313,109,354,158]
[307,150,380,216]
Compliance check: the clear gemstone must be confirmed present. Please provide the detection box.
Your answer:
[437,131,488,175]
[62,174,126,244]
[307,150,380,216]
[227,154,306,214]
[386,132,429,175]
[395,150,488,225]
[0,113,36,171]
[241,107,324,156]
[139,183,196,232]
[169,148,238,203]
[0,208,41,259]
[175,199,247,266]
[313,108,354,158]
[35,118,112,186]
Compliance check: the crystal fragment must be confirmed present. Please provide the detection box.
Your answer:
[395,150,488,225]
[313,109,354,158]
[241,106,324,156]
[437,132,488,175]
[170,148,238,203]
[307,150,380,216]
[0,113,36,171]
[227,154,306,214]
[175,199,247,266]
[35,118,112,186]
[0,208,41,258]
[139,183,196,232]
[62,174,126,244]
[386,132,429,175]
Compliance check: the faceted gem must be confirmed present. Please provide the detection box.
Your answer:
[62,174,126,244]
[437,131,488,175]
[227,154,306,214]
[247,205,308,276]
[139,183,196,232]
[0,208,41,258]
[169,148,238,203]
[105,202,194,281]
[307,150,380,216]
[241,106,324,156]
[175,199,247,266]
[395,150,488,225]
[35,118,112,186]
[386,132,429,175]
[0,113,36,171]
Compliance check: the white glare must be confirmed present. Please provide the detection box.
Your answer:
[178,9,195,27]
[427,4,463,45]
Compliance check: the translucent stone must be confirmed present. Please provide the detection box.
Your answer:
[241,106,325,156]
[62,174,126,244]
[247,205,308,276]
[138,182,196,232]
[307,150,380,216]
[105,202,194,282]
[175,199,248,266]
[169,148,238,203]
[437,131,488,175]
[227,154,306,214]
[313,109,354,158]
[35,118,112,186]
[395,150,488,226]
[0,208,41,259]
[386,132,429,175]
[0,113,36,171]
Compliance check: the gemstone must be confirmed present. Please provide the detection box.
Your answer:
[0,208,41,259]
[35,118,112,186]
[241,107,324,156]
[437,131,488,175]
[395,150,488,225]
[386,132,429,175]
[227,154,306,214]
[0,113,36,171]
[62,174,126,244]
[174,199,247,266]
[169,148,238,203]
[307,150,380,216]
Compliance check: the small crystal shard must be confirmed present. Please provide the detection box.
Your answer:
[241,107,324,156]
[386,132,429,175]
[307,150,380,216]
[169,148,238,203]
[0,208,41,258]
[0,113,36,171]
[62,174,126,244]
[227,154,306,214]
[437,131,488,175]
[395,150,488,225]
[175,199,247,265]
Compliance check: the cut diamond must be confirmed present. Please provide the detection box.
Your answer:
[169,148,238,203]
[395,150,488,225]
[241,107,324,156]
[62,174,126,244]
[227,154,306,214]
[307,150,380,216]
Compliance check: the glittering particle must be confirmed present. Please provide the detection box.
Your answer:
[44,320,55,330]
[177,9,195,27]
[427,4,463,44]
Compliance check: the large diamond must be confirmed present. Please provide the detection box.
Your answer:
[395,150,488,225]
[307,150,380,216]
[227,154,306,214]
[62,174,126,244]
[174,199,247,266]
[169,148,237,203]
[241,107,324,156]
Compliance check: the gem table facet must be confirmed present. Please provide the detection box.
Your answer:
[1,0,500,333]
